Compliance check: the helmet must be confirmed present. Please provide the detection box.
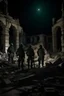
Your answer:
[20,44,23,48]
[39,45,42,48]
[29,44,32,48]
[10,43,13,46]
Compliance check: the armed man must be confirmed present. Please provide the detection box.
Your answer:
[26,45,34,69]
[7,43,14,64]
[37,45,45,68]
[16,44,25,70]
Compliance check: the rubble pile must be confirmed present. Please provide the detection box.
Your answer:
[0,56,64,96]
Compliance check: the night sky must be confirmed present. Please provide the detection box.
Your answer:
[0,0,63,35]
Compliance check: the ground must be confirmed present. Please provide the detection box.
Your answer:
[0,56,64,96]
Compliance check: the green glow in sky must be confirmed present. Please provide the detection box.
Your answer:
[37,8,40,11]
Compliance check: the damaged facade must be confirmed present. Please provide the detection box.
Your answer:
[26,34,52,53]
[0,13,23,53]
[52,3,64,53]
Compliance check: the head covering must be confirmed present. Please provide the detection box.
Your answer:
[29,44,32,48]
[10,43,13,46]
[39,45,42,48]
[20,44,23,48]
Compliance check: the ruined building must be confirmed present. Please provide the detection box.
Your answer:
[52,2,64,53]
[0,1,23,53]
[26,34,52,52]
[0,14,23,53]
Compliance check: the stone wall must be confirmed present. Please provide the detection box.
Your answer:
[0,14,23,53]
[52,18,64,53]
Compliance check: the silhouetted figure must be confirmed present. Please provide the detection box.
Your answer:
[7,43,14,64]
[26,45,34,69]
[16,44,25,70]
[37,45,45,68]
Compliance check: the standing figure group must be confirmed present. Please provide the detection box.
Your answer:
[7,43,45,70]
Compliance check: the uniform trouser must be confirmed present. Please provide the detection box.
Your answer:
[8,54,14,64]
[38,58,44,68]
[8,54,10,62]
[18,57,24,70]
[27,57,33,69]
